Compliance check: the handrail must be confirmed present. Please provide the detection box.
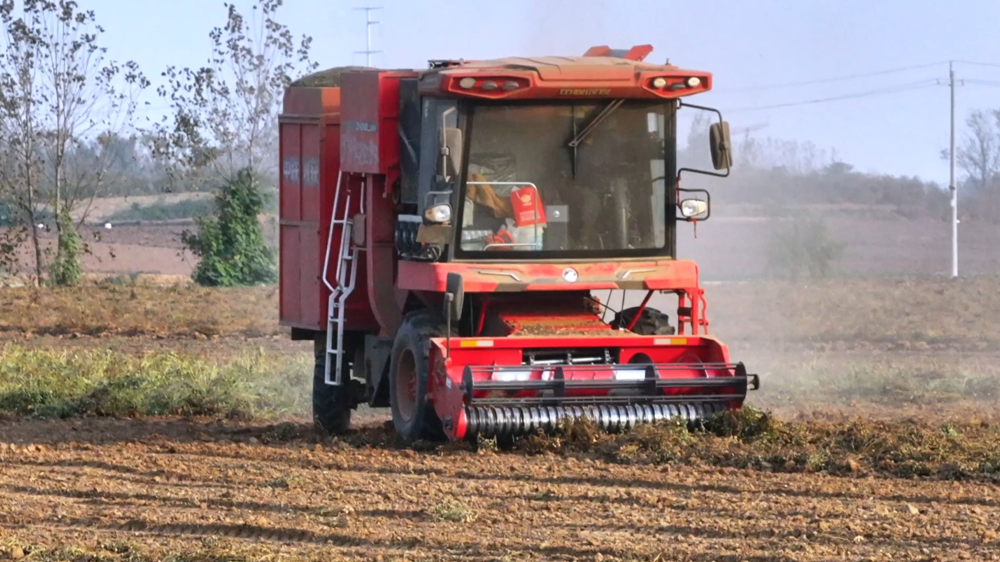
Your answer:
[466,181,538,188]
[321,171,344,293]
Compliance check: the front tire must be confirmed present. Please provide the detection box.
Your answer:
[312,335,354,435]
[389,310,449,443]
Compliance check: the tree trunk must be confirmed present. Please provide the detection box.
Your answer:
[29,221,43,287]
[54,145,63,266]
[25,171,44,287]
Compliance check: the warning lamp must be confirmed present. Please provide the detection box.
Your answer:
[449,75,529,97]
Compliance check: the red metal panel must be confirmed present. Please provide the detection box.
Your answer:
[377,74,403,176]
[316,120,340,330]
[340,72,381,173]
[365,173,402,335]
[279,226,301,324]
[396,260,701,293]
[297,122,322,329]
[299,226,321,328]
[279,88,343,331]
[280,123,301,221]
[279,119,303,328]
[301,124,321,223]
[340,71,414,175]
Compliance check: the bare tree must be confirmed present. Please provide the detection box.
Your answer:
[942,109,1000,192]
[0,0,148,285]
[150,0,316,184]
[0,0,49,283]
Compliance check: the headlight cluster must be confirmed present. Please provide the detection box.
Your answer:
[680,199,708,218]
[424,204,452,224]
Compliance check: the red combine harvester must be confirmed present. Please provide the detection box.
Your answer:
[279,45,758,441]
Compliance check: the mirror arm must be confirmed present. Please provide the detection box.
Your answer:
[676,100,731,180]
[679,100,724,120]
[677,165,730,182]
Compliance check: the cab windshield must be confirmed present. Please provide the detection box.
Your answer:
[457,101,671,256]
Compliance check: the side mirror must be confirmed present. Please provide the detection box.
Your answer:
[439,127,463,179]
[709,121,733,171]
[445,272,464,322]
[438,106,462,180]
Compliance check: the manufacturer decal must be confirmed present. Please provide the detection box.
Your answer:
[345,120,378,133]
[559,88,612,96]
[303,157,320,187]
[282,158,300,184]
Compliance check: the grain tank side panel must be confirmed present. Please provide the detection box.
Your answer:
[340,72,382,174]
[279,120,303,327]
[339,70,416,336]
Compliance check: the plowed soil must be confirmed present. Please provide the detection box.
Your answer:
[2,419,1000,562]
[4,278,1000,560]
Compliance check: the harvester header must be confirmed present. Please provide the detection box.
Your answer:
[278,45,752,442]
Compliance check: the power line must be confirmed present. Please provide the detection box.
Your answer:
[715,61,949,93]
[727,79,939,113]
[964,78,1000,87]
[953,60,1000,69]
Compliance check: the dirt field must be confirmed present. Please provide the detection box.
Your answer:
[3,417,1000,562]
[3,256,1000,559]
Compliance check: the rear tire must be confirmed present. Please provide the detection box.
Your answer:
[389,310,450,443]
[312,335,353,435]
[615,306,676,335]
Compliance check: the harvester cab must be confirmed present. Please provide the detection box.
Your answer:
[278,45,757,442]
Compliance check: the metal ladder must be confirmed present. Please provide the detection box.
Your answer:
[322,172,364,386]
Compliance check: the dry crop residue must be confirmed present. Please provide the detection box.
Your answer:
[2,419,999,561]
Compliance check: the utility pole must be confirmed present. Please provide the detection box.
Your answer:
[949,61,958,279]
[353,7,383,67]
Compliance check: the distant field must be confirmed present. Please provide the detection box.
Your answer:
[0,281,280,340]
[105,198,216,223]
[8,204,998,281]
[681,214,1000,279]
[71,193,215,223]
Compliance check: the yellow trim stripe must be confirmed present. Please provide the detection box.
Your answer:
[654,338,688,345]
[459,340,495,348]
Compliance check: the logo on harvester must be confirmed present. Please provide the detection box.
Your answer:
[559,88,612,96]
[345,120,378,133]
[562,268,579,283]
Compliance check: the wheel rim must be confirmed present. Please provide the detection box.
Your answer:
[395,349,418,422]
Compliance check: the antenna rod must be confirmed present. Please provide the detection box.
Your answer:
[949,60,958,279]
[352,6,383,67]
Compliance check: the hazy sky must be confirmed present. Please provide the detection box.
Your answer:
[92,0,1000,184]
